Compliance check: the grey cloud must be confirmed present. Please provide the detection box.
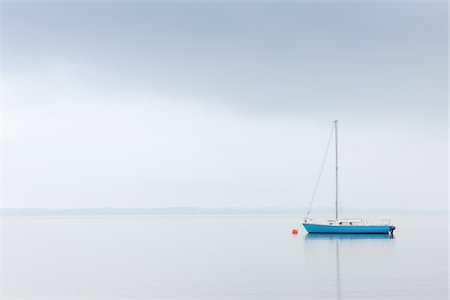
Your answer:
[3,2,447,120]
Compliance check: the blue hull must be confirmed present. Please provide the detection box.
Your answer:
[303,223,393,234]
[306,233,392,239]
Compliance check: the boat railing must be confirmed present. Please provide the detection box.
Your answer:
[305,219,392,226]
[366,219,391,226]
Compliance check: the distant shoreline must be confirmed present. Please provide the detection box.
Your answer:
[0,207,446,216]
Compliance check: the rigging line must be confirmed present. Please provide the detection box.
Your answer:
[303,124,335,221]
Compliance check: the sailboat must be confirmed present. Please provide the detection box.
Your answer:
[302,121,396,235]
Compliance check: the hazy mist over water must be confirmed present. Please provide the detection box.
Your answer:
[1,215,447,299]
[1,1,447,299]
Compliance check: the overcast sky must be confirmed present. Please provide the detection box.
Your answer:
[1,1,447,213]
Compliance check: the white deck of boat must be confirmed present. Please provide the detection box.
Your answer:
[304,218,392,226]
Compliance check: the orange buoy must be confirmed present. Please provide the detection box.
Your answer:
[292,229,298,235]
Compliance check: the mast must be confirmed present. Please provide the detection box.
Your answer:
[334,120,339,221]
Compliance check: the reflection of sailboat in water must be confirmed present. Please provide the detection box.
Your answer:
[335,240,341,300]
[304,234,393,299]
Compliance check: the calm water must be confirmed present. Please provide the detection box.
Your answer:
[0,215,447,299]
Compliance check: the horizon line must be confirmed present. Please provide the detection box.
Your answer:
[0,207,447,216]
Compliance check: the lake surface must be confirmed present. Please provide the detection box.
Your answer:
[0,215,447,299]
